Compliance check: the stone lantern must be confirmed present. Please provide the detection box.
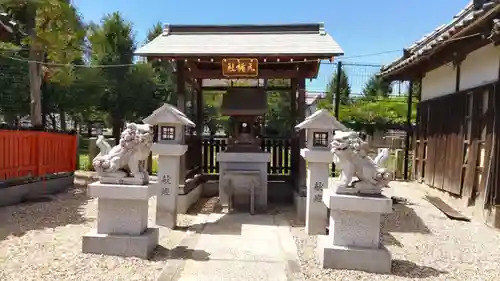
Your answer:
[143,103,195,229]
[295,109,345,235]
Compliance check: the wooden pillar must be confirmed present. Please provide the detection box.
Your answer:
[414,76,423,181]
[404,80,413,180]
[297,78,307,193]
[290,78,298,188]
[196,79,203,136]
[493,78,500,205]
[195,79,204,168]
[177,60,186,186]
[261,79,268,136]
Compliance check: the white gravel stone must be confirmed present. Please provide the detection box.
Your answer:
[0,183,197,281]
[2,179,500,281]
[284,182,500,281]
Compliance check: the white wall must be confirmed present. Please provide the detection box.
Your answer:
[421,62,456,101]
[460,43,500,91]
[420,43,500,101]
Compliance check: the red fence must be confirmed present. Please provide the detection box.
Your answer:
[0,130,77,181]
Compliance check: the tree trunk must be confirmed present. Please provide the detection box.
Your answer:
[60,110,66,130]
[26,5,43,128]
[28,51,43,127]
[41,80,47,128]
[112,116,123,143]
[87,121,92,137]
[49,113,57,129]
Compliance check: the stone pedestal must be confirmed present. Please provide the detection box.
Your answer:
[300,148,330,235]
[151,143,187,229]
[220,170,260,213]
[217,152,270,212]
[317,189,393,273]
[82,182,159,259]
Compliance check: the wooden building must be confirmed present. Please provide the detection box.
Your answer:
[379,0,500,225]
[135,23,343,213]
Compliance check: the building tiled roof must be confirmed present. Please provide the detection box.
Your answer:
[135,23,344,58]
[379,1,500,78]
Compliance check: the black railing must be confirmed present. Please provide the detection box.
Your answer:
[200,136,292,176]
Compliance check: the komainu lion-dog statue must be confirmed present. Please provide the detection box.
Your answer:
[331,130,391,195]
[92,123,153,183]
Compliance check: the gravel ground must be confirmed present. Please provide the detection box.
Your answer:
[283,181,500,281]
[0,181,201,281]
[2,177,500,281]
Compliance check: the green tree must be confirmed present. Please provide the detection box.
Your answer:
[124,62,164,122]
[0,43,29,125]
[203,91,224,135]
[88,12,137,140]
[265,78,292,135]
[318,68,351,111]
[412,81,421,100]
[1,0,85,127]
[145,22,176,105]
[339,95,418,132]
[67,66,107,128]
[362,74,392,98]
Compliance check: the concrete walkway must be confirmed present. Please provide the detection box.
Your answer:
[157,213,302,281]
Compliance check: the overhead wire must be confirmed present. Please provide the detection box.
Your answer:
[0,27,486,69]
[0,45,401,68]
[0,45,409,100]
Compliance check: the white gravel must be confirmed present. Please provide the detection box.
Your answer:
[284,181,500,281]
[0,182,198,281]
[2,178,500,281]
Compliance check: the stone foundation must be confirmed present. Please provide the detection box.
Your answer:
[0,175,74,207]
[82,228,159,259]
[317,236,392,273]
[318,189,393,273]
[217,152,270,212]
[82,182,158,259]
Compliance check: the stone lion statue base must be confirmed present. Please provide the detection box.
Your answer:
[331,130,392,195]
[92,123,153,185]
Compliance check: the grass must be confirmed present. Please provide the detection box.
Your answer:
[152,157,158,174]
[78,154,90,171]
[78,153,159,174]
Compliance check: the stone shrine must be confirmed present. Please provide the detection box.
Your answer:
[317,125,393,273]
[217,88,270,213]
[82,123,159,259]
[143,103,196,229]
[295,109,345,235]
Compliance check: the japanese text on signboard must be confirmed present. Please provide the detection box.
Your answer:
[222,58,258,77]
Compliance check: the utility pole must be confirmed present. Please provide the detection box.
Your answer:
[334,61,342,118]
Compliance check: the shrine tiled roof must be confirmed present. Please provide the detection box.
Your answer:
[135,23,343,58]
[379,1,500,78]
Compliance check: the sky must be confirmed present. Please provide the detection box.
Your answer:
[73,0,471,93]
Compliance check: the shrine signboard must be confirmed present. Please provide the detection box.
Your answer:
[222,58,258,77]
